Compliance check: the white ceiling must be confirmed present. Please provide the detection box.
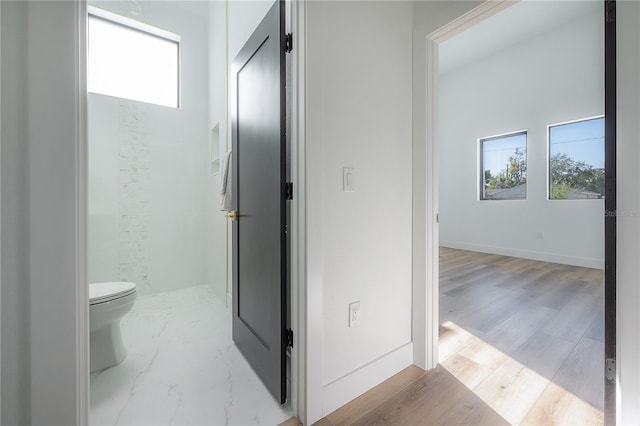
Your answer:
[438,0,601,75]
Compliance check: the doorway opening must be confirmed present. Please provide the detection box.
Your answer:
[433,1,611,424]
[85,1,296,424]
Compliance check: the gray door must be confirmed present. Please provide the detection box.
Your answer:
[230,0,288,404]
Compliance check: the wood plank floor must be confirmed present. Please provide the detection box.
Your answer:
[303,248,604,425]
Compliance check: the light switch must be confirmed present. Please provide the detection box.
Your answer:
[343,167,355,192]
[349,301,361,327]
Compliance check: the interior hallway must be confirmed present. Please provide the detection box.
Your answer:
[307,248,604,425]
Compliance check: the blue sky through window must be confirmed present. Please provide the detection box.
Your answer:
[549,117,604,168]
[482,133,527,176]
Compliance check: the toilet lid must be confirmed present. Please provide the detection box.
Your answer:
[90,282,136,305]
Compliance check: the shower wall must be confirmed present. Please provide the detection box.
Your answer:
[88,1,222,296]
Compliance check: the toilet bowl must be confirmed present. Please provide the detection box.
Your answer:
[90,282,137,372]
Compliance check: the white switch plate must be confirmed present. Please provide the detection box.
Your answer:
[349,301,361,327]
[343,167,355,192]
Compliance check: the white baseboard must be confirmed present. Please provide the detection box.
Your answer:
[440,240,604,270]
[321,342,413,417]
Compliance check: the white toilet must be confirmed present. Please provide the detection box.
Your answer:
[90,282,137,372]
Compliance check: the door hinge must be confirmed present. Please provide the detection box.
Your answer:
[606,358,616,381]
[605,1,616,23]
[283,182,293,200]
[283,33,293,53]
[285,328,293,348]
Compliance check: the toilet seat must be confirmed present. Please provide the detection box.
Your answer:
[90,282,137,305]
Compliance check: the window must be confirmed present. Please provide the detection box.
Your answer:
[88,7,181,108]
[480,132,527,200]
[549,117,604,200]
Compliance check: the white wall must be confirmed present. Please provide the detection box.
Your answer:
[1,2,30,424]
[207,1,228,302]
[228,1,274,61]
[616,1,640,423]
[306,0,414,419]
[438,8,604,269]
[0,1,2,419]
[27,1,86,423]
[87,1,215,296]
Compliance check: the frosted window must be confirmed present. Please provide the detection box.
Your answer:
[88,12,180,108]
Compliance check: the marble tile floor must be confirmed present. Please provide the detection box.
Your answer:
[90,285,293,426]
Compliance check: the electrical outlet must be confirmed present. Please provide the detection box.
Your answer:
[349,301,361,327]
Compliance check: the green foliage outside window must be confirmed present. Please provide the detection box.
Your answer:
[550,153,605,199]
[484,148,527,190]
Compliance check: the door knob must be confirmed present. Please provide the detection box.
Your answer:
[225,211,238,221]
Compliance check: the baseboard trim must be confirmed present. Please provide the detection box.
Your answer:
[321,342,413,417]
[440,240,604,270]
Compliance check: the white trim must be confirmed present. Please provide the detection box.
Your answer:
[441,240,605,270]
[425,38,440,370]
[428,0,516,44]
[76,1,90,423]
[0,1,3,421]
[288,0,306,421]
[302,0,323,420]
[28,1,87,421]
[87,5,181,43]
[295,1,321,423]
[423,0,517,375]
[546,122,551,201]
[616,4,640,423]
[547,114,606,129]
[225,0,230,304]
[321,343,413,417]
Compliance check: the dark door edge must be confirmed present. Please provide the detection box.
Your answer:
[604,0,616,424]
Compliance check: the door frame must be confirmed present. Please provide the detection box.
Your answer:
[73,0,307,422]
[423,1,617,423]
[420,0,516,372]
[288,0,307,421]
[0,2,3,422]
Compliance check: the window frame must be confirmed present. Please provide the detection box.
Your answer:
[547,115,605,201]
[87,6,182,108]
[478,130,528,201]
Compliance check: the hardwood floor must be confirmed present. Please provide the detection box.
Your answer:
[304,248,604,425]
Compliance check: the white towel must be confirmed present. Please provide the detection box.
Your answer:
[220,151,232,211]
